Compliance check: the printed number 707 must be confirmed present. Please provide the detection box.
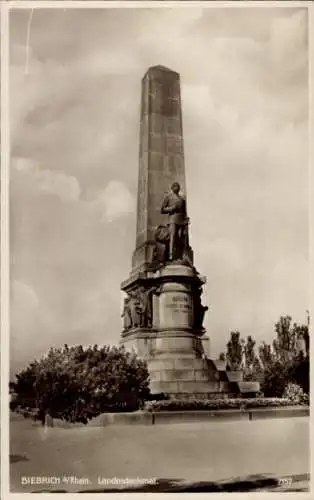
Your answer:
[278,478,292,487]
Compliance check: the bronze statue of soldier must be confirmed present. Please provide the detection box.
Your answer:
[161,182,188,261]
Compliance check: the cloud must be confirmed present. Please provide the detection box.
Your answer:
[12,157,81,203]
[10,280,55,373]
[78,49,140,76]
[269,10,307,66]
[137,8,203,43]
[88,180,135,223]
[11,280,39,309]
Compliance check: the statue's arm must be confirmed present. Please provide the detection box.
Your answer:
[182,197,187,217]
[161,195,172,214]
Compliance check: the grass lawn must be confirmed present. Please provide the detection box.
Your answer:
[9,413,309,493]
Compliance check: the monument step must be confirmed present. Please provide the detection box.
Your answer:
[147,357,209,372]
[149,352,205,360]
[211,359,228,371]
[150,380,225,394]
[226,371,244,382]
[149,368,220,383]
[162,392,237,401]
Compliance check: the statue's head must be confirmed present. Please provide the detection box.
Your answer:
[171,182,180,194]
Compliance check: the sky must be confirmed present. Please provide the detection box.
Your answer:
[9,6,309,376]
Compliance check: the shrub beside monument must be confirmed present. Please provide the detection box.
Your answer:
[10,345,150,424]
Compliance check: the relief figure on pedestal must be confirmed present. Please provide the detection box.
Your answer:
[194,286,209,330]
[137,286,157,328]
[122,291,141,330]
[122,287,157,331]
[121,296,133,331]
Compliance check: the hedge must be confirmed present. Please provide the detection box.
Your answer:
[144,397,307,412]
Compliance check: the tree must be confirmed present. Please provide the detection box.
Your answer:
[291,353,309,394]
[9,381,16,393]
[273,316,298,363]
[220,315,309,398]
[11,344,150,424]
[241,336,263,382]
[292,317,309,394]
[226,331,243,370]
[244,336,255,370]
[294,323,309,357]
[261,316,309,397]
[262,360,290,398]
[258,342,272,369]
[224,331,258,374]
[251,357,264,383]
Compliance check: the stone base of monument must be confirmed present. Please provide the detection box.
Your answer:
[120,330,256,399]
[120,264,259,399]
[148,357,233,398]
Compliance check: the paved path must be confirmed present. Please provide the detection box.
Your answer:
[9,414,309,492]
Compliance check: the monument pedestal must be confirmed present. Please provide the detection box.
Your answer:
[120,264,252,399]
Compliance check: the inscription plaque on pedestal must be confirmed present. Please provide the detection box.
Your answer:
[159,283,193,329]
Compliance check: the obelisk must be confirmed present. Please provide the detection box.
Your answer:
[132,65,191,272]
[119,66,259,399]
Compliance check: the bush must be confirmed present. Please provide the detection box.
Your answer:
[261,362,288,397]
[283,383,309,406]
[290,355,309,394]
[261,354,310,398]
[144,397,297,412]
[11,344,150,424]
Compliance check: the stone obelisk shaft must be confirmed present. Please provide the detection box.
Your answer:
[132,65,186,272]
